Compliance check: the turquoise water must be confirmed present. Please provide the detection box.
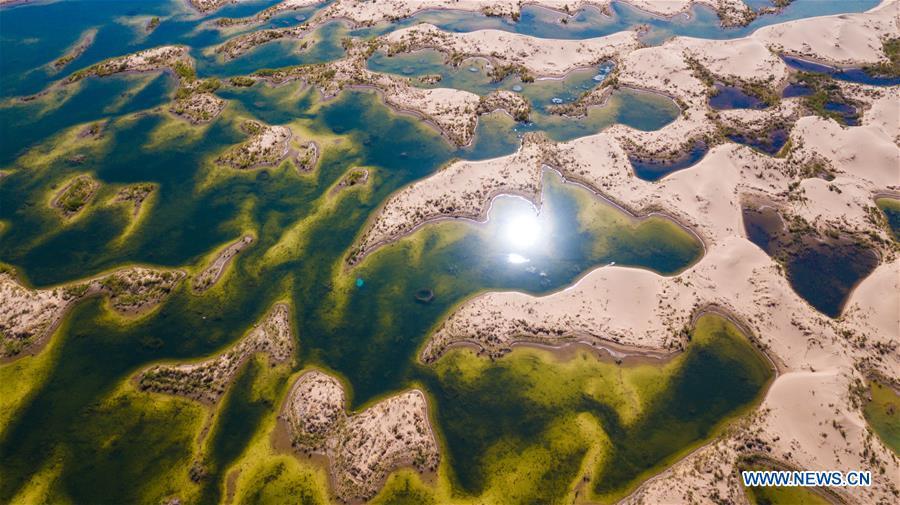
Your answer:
[353,0,879,45]
[0,0,867,502]
[368,50,677,144]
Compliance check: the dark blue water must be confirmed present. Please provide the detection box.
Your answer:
[782,55,900,87]
[743,205,878,318]
[727,128,788,155]
[782,82,813,98]
[709,83,768,110]
[824,101,859,126]
[629,141,708,181]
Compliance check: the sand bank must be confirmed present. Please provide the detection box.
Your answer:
[65,45,192,84]
[281,370,439,502]
[254,50,504,146]
[217,0,323,25]
[381,23,640,77]
[192,234,255,293]
[169,92,226,124]
[753,0,899,66]
[217,120,293,169]
[314,0,755,28]
[1,266,185,360]
[137,303,294,403]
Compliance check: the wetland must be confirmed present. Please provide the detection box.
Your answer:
[0,0,889,503]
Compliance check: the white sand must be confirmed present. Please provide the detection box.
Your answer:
[383,23,640,77]
[282,370,439,501]
[753,0,900,65]
[342,5,900,500]
[317,0,754,27]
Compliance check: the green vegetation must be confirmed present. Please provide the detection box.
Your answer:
[794,72,858,125]
[53,53,76,69]
[370,471,437,505]
[174,77,220,100]
[229,76,256,87]
[147,17,160,32]
[488,63,534,83]
[687,56,779,106]
[864,37,900,77]
[54,174,97,215]
[875,197,900,241]
[99,269,181,314]
[741,458,833,505]
[233,459,327,505]
[116,182,155,206]
[198,356,293,504]
[863,379,900,454]
[424,314,772,504]
[173,60,196,82]
[342,168,366,186]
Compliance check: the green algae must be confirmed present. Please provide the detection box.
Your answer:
[0,84,704,501]
[740,457,835,505]
[196,355,294,504]
[422,314,773,504]
[875,197,900,241]
[0,1,868,502]
[863,379,900,455]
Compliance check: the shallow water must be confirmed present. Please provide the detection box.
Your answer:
[727,128,788,155]
[876,197,900,241]
[423,314,772,503]
[353,0,879,46]
[864,379,900,455]
[0,1,831,502]
[0,83,701,502]
[709,82,767,110]
[782,82,813,98]
[367,51,665,143]
[629,140,708,181]
[782,55,900,87]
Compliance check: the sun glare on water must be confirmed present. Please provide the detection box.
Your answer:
[504,212,543,250]
[501,206,546,264]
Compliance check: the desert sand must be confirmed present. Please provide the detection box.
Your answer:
[314,0,756,28]
[137,303,294,403]
[281,370,439,502]
[382,23,640,77]
[345,2,899,501]
[192,234,255,293]
[0,266,185,360]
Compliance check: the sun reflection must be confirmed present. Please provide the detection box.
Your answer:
[507,253,530,264]
[503,212,543,250]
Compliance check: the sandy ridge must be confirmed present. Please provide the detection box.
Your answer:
[137,303,295,404]
[1,266,185,360]
[381,23,640,77]
[281,370,440,502]
[341,3,900,502]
